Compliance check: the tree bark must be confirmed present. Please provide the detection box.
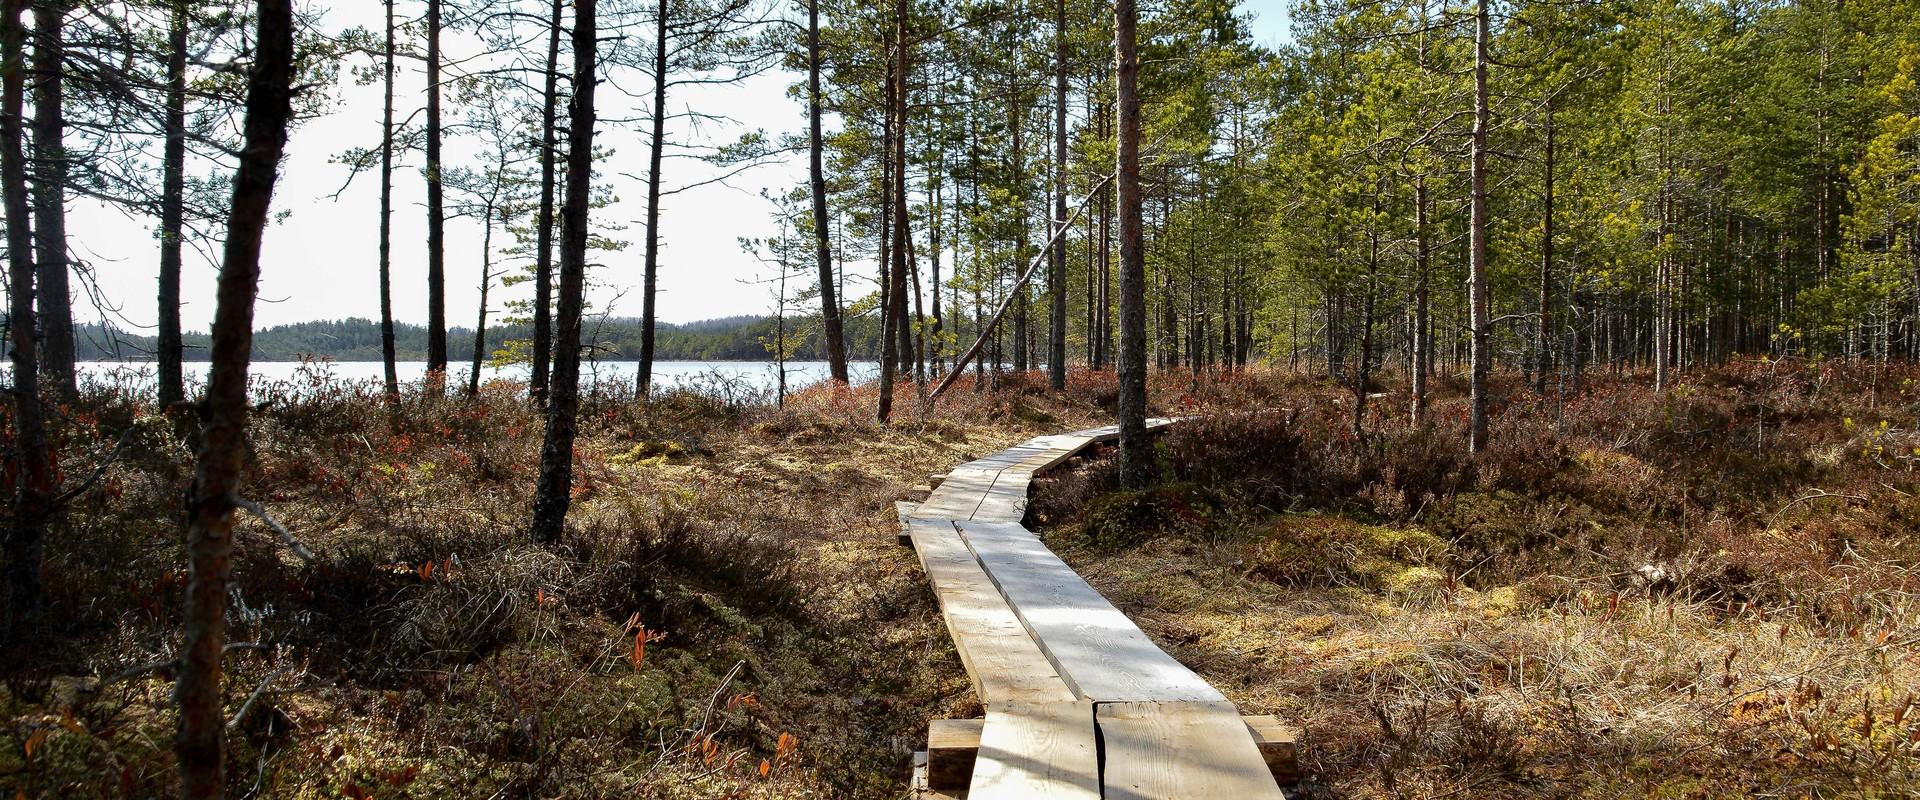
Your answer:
[1354,192,1380,437]
[1467,0,1492,453]
[1097,104,1111,369]
[29,0,71,399]
[1115,0,1147,488]
[877,0,910,422]
[2,0,48,643]
[909,208,925,384]
[425,0,447,381]
[158,0,189,407]
[1535,97,1555,395]
[468,205,497,396]
[530,0,563,403]
[807,0,847,383]
[530,0,596,543]
[638,0,668,396]
[929,138,945,373]
[1047,0,1067,390]
[893,106,913,377]
[1412,176,1430,425]
[1010,86,1028,374]
[173,1,294,794]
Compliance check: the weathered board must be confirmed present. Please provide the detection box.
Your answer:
[906,518,1078,708]
[928,713,1300,789]
[969,476,1033,524]
[1097,701,1288,800]
[968,701,1101,799]
[913,467,1003,521]
[954,521,1226,704]
[1241,714,1304,785]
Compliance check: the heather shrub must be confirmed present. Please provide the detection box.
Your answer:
[1077,482,1228,549]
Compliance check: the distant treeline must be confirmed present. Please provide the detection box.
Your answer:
[70,314,895,363]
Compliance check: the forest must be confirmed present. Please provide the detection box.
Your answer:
[3,0,1920,797]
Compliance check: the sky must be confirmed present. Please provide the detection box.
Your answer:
[67,1,1292,334]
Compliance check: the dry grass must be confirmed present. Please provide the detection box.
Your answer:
[0,365,1115,798]
[7,358,1919,798]
[1036,359,1920,798]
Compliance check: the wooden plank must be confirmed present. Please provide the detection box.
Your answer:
[1070,424,1120,441]
[1241,714,1302,785]
[928,718,984,790]
[913,467,1002,520]
[955,521,1225,703]
[970,472,1033,524]
[968,488,1027,524]
[929,714,1299,789]
[968,702,1100,798]
[1097,701,1287,800]
[1007,437,1090,475]
[907,518,1079,708]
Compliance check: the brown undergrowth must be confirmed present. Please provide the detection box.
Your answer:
[7,359,1918,798]
[0,363,1114,798]
[1032,358,1920,799]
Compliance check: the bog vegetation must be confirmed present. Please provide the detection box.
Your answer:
[1,0,1918,797]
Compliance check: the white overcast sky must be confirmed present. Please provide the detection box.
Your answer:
[66,1,1289,334]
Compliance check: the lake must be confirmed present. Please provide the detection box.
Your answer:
[53,360,883,398]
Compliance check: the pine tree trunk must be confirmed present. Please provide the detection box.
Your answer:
[1084,91,1096,369]
[2,0,48,643]
[1098,118,1112,369]
[1011,93,1028,373]
[889,2,914,402]
[807,0,848,383]
[1048,0,1068,389]
[469,206,495,396]
[425,0,447,381]
[158,0,189,407]
[929,162,945,374]
[1535,97,1555,395]
[530,0,597,543]
[910,216,925,384]
[1354,193,1380,437]
[875,13,903,423]
[29,0,72,399]
[1467,0,1492,453]
[530,0,563,403]
[173,1,294,793]
[377,0,399,399]
[1115,0,1148,488]
[1412,176,1430,424]
[638,0,668,396]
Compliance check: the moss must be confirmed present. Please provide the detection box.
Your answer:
[1290,614,1337,636]
[1384,566,1447,600]
[1247,514,1448,590]
[609,439,687,465]
[1469,585,1521,619]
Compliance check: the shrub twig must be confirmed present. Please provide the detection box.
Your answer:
[233,496,316,562]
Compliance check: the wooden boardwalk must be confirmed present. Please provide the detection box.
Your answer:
[902,420,1297,799]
